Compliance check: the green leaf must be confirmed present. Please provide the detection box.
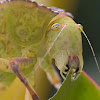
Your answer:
[50,71,100,100]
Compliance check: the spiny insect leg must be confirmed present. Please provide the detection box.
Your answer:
[9,57,40,100]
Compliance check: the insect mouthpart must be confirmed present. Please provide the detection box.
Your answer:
[60,64,70,80]
[60,56,80,79]
[64,64,69,72]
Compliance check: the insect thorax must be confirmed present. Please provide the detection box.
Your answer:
[0,1,56,58]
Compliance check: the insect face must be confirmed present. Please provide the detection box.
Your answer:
[46,13,83,79]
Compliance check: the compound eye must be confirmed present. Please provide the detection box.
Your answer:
[51,23,60,31]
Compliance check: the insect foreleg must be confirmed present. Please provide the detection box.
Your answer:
[9,57,40,100]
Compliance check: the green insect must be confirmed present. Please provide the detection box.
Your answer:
[0,0,99,100]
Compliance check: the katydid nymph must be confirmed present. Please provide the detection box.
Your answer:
[0,0,99,100]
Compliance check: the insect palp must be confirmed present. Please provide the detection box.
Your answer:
[78,25,100,72]
[60,71,66,80]
[63,71,68,75]
[60,65,69,80]
[64,68,69,72]
[64,64,69,72]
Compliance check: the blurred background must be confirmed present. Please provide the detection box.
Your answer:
[36,0,100,86]
[75,0,100,85]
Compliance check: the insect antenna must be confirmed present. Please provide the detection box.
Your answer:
[34,24,67,72]
[79,26,100,72]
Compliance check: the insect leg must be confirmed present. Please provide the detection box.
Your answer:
[9,57,40,100]
[38,55,61,89]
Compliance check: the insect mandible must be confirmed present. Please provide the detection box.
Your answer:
[0,0,99,100]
